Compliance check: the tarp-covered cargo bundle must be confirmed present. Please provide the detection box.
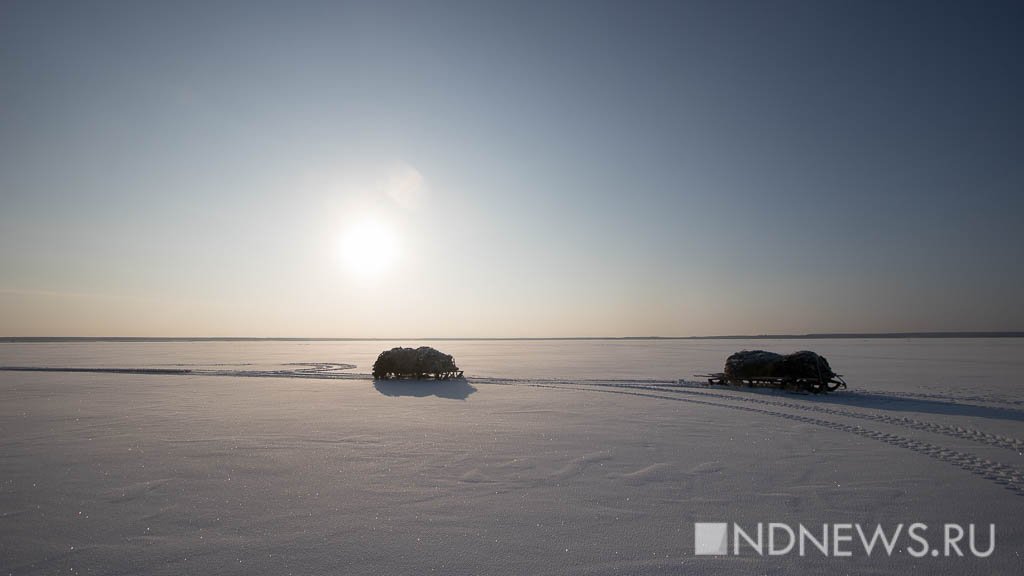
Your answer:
[719,350,846,393]
[372,346,463,380]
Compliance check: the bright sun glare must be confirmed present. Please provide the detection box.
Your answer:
[338,218,400,277]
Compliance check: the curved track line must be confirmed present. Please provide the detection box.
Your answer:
[637,383,1024,454]
[5,364,1021,494]
[858,389,1024,407]
[475,376,1024,454]
[470,376,1024,415]
[4,366,1019,453]
[510,382,1024,497]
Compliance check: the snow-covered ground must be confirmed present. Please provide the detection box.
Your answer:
[1,339,1022,574]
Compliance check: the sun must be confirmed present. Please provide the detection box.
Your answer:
[338,218,400,277]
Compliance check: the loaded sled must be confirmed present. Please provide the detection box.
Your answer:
[698,350,847,393]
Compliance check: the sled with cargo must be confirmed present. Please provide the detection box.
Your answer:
[695,350,847,394]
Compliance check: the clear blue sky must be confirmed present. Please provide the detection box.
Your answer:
[1,0,1022,337]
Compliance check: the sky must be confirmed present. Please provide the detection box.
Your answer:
[1,0,1022,338]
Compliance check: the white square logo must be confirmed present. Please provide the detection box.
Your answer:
[694,522,729,555]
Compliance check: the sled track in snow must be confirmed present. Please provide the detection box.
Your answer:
[0,363,358,378]
[472,376,1024,454]
[4,365,1020,453]
[4,364,1021,496]
[857,389,1024,408]
[5,365,1021,454]
[641,383,1024,454]
[514,382,1024,497]
[470,375,1024,414]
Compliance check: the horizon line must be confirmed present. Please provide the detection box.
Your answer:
[2,331,1023,343]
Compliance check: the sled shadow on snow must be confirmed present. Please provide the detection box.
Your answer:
[373,378,477,400]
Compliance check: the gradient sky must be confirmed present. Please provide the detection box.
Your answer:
[1,0,1022,337]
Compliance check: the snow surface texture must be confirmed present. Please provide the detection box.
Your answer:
[0,339,1022,574]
